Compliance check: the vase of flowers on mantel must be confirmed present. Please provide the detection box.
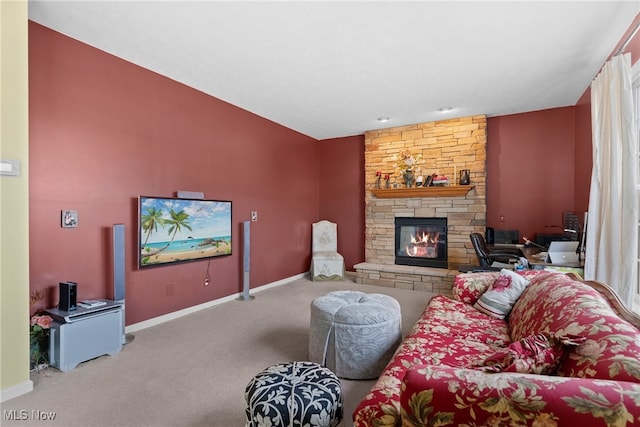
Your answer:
[402,169,415,188]
[396,150,423,188]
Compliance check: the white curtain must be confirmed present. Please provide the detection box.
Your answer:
[586,53,638,309]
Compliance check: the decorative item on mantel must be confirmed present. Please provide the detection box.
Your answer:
[459,169,471,185]
[431,174,449,186]
[403,170,416,187]
[374,171,382,189]
[384,173,391,189]
[395,150,423,188]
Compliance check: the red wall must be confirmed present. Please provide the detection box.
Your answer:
[29,22,321,324]
[614,14,640,65]
[486,107,577,241]
[483,15,640,243]
[573,89,592,217]
[317,135,366,270]
[486,10,639,240]
[28,16,640,324]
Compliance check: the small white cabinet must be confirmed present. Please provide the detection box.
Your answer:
[46,301,124,372]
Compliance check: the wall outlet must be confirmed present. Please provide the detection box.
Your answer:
[251,211,258,222]
[499,214,505,222]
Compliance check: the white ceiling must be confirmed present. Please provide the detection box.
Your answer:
[28,1,639,140]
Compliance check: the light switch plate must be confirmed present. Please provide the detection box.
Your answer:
[251,211,258,222]
[0,159,20,176]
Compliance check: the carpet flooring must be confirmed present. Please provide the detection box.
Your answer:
[3,276,434,426]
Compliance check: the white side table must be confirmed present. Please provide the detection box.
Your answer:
[46,300,124,372]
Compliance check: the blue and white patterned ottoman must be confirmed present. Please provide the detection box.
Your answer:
[244,361,343,427]
[309,290,402,379]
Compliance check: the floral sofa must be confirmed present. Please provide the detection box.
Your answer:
[353,270,640,426]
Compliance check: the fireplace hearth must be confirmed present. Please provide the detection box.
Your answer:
[395,217,447,268]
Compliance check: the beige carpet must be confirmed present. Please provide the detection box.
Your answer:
[3,276,434,427]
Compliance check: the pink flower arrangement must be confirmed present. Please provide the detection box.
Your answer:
[31,314,52,329]
[30,314,52,369]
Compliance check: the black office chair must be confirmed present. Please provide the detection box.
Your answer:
[470,232,521,268]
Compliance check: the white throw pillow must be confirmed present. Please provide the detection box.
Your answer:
[474,269,530,319]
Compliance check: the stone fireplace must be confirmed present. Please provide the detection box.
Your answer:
[355,115,487,293]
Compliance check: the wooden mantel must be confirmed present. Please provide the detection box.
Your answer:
[371,185,474,198]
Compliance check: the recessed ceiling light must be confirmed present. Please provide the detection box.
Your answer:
[438,107,453,112]
[377,117,390,122]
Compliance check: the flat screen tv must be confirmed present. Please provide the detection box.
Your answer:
[138,196,232,268]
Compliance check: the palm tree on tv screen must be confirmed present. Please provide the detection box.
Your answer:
[140,208,192,263]
[141,207,166,247]
[165,209,193,245]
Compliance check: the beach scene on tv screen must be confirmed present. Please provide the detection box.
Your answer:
[139,197,231,267]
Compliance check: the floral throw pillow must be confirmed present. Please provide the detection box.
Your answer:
[479,332,586,375]
[452,271,499,305]
[473,269,530,319]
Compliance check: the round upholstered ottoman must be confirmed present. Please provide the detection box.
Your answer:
[244,361,343,427]
[309,290,402,379]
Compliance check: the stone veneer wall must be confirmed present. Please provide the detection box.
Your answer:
[357,115,487,292]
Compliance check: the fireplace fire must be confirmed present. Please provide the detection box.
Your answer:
[395,217,447,268]
[404,231,440,258]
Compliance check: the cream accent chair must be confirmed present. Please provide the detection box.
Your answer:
[310,220,345,281]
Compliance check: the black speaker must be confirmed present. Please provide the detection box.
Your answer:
[485,227,494,245]
[59,281,77,312]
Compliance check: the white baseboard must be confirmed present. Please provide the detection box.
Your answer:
[1,379,33,403]
[125,273,307,334]
[1,274,308,402]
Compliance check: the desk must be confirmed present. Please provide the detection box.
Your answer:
[521,247,584,275]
